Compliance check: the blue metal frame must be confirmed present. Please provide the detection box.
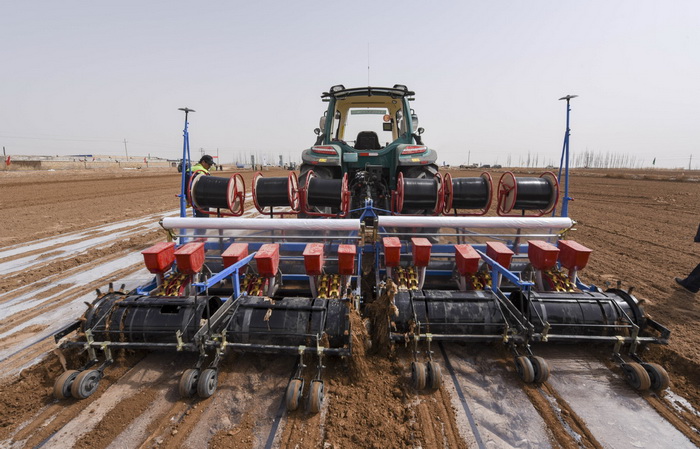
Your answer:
[178,108,194,218]
[476,250,534,291]
[192,252,256,298]
[555,95,576,217]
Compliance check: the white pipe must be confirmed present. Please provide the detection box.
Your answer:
[377,216,574,229]
[162,216,573,232]
[161,217,361,231]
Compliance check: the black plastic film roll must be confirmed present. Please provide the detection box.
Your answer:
[255,177,290,207]
[307,177,342,208]
[192,176,230,209]
[403,178,438,210]
[513,178,554,210]
[451,177,490,209]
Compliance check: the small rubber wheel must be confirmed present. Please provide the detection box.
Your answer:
[515,356,535,383]
[641,363,670,391]
[622,362,651,391]
[70,369,102,399]
[427,362,442,390]
[197,368,218,398]
[53,370,80,399]
[178,368,200,398]
[307,381,324,413]
[530,356,550,383]
[285,378,303,411]
[411,361,427,390]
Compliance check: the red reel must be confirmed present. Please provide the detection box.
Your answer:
[252,171,300,215]
[497,171,559,217]
[302,170,350,217]
[443,172,492,216]
[392,171,444,215]
[189,172,246,217]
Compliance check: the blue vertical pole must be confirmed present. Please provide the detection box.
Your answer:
[178,108,195,218]
[554,95,577,217]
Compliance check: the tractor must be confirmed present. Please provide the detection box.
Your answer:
[299,85,438,215]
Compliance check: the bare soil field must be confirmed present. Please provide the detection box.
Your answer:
[0,167,698,448]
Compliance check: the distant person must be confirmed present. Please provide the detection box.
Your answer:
[675,223,700,294]
[191,155,214,176]
[190,155,215,218]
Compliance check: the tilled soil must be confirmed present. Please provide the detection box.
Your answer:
[0,167,699,448]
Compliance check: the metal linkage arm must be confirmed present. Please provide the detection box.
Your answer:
[191,252,256,296]
[476,250,534,290]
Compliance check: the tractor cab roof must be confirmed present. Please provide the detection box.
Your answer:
[322,85,415,100]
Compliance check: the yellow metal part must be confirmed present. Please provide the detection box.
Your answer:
[241,274,269,296]
[158,272,190,296]
[543,268,575,292]
[465,271,491,290]
[316,274,342,299]
[393,266,419,291]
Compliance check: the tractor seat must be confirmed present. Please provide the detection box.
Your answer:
[354,131,381,150]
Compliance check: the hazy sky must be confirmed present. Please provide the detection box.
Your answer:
[1,1,698,169]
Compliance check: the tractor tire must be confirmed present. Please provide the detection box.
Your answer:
[402,164,438,180]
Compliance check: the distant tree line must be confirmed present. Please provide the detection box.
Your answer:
[571,150,644,169]
[509,150,644,169]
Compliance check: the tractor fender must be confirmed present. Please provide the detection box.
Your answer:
[301,145,343,167]
[395,144,439,167]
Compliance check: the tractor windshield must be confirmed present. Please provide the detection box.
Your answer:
[331,95,409,149]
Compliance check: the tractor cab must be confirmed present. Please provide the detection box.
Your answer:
[316,84,418,149]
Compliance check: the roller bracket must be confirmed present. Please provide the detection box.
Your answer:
[176,330,184,351]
